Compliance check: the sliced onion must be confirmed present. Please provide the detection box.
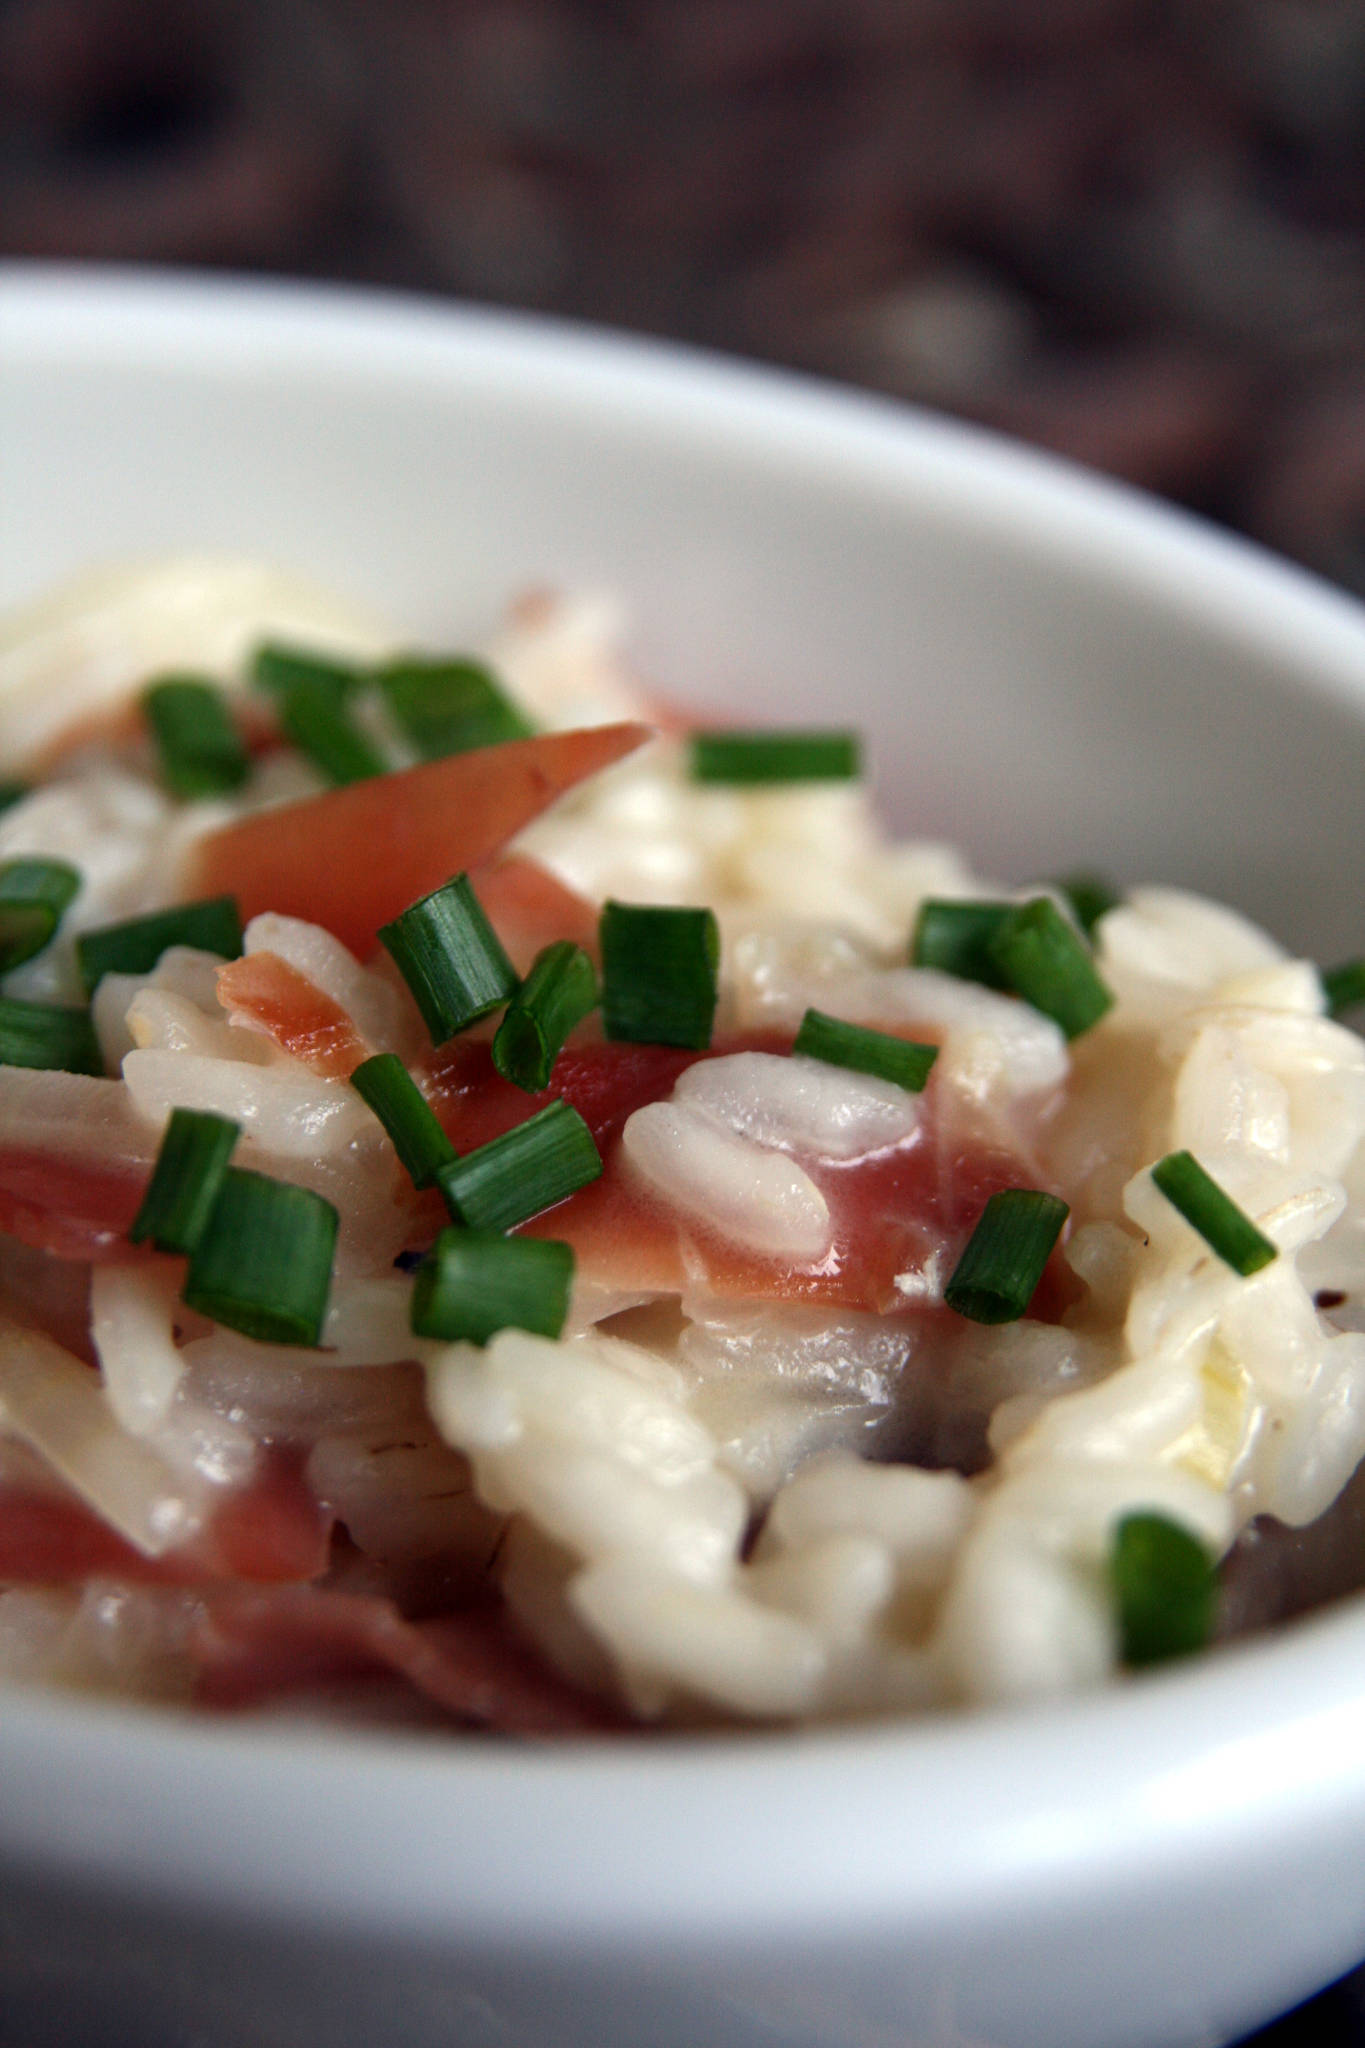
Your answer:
[0,1315,205,1556]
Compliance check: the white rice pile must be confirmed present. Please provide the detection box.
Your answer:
[2,556,1364,1726]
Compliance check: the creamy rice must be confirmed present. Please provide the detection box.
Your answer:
[1,557,1363,1730]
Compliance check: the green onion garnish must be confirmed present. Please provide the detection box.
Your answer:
[0,996,103,1075]
[690,729,861,784]
[142,677,250,799]
[411,1227,574,1345]
[944,1188,1069,1324]
[377,657,533,760]
[273,676,389,786]
[182,1167,338,1346]
[129,1107,240,1255]
[1056,872,1121,937]
[350,1053,458,1189]
[492,941,599,1092]
[988,896,1114,1040]
[251,642,387,784]
[600,900,719,1049]
[910,899,1014,989]
[1110,1510,1216,1667]
[251,643,364,701]
[0,858,82,972]
[378,873,518,1045]
[1149,1150,1277,1276]
[1322,959,1365,1020]
[0,782,30,816]
[435,1099,602,1233]
[792,1008,938,1092]
[76,897,244,994]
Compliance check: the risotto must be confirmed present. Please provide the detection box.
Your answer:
[1,556,1364,1733]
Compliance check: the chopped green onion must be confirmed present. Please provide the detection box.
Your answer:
[988,896,1114,1039]
[945,1188,1069,1324]
[378,873,518,1045]
[0,858,82,972]
[350,1053,457,1188]
[182,1168,338,1346]
[1322,959,1365,1019]
[377,657,533,760]
[435,1099,602,1233]
[251,643,364,701]
[0,782,30,816]
[1149,1150,1277,1276]
[410,1227,574,1345]
[690,729,861,784]
[600,901,719,1050]
[0,996,103,1075]
[250,641,387,783]
[910,899,1014,989]
[142,677,250,799]
[129,1107,240,1255]
[1056,872,1121,937]
[76,897,244,994]
[493,942,599,1092]
[1110,1511,1216,1667]
[792,1008,938,1092]
[273,676,389,785]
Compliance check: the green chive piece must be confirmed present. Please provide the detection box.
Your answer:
[251,643,364,701]
[435,1099,602,1233]
[377,657,533,760]
[182,1167,338,1346]
[129,1107,240,1255]
[910,899,1015,989]
[0,858,82,972]
[1056,872,1122,937]
[1149,1150,1278,1276]
[792,1008,938,1092]
[76,897,244,995]
[379,873,518,1045]
[0,782,29,816]
[250,642,387,784]
[988,896,1114,1039]
[945,1188,1069,1324]
[1322,959,1365,1019]
[142,676,250,799]
[350,1053,458,1189]
[411,1227,574,1345]
[0,996,103,1075]
[690,729,861,784]
[275,677,390,785]
[1111,1511,1216,1668]
[492,942,599,1092]
[600,900,719,1050]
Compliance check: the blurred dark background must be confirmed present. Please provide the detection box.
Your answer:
[4,0,1365,598]
[4,3,1365,2042]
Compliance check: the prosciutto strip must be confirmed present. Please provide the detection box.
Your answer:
[187,723,652,954]
[191,1586,624,1735]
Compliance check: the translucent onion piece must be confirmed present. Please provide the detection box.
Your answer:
[90,1263,186,1436]
[0,1316,205,1555]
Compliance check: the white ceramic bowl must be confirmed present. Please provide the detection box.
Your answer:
[4,266,1365,2048]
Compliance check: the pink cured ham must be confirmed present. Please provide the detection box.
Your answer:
[419,1036,1073,1318]
[0,1453,333,1587]
[190,1586,624,1734]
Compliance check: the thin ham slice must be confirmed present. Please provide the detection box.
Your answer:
[187,722,651,955]
[0,1453,332,1587]
[191,1586,623,1735]
[215,953,371,1080]
[418,1036,1071,1316]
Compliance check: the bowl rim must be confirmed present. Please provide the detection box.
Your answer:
[5,262,1365,1953]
